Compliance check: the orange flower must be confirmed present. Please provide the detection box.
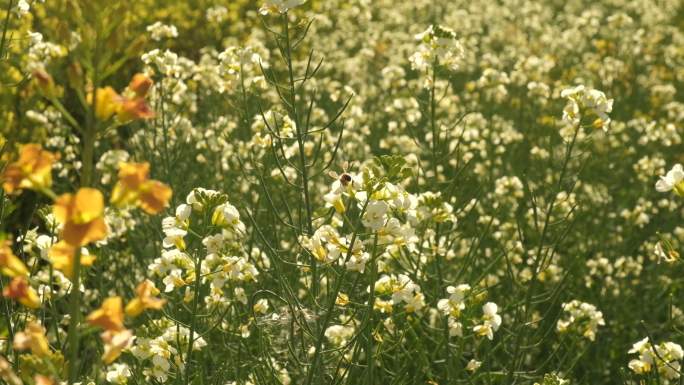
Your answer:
[13,321,50,356]
[1,144,58,194]
[0,240,29,277]
[3,276,40,308]
[86,296,124,331]
[53,188,107,246]
[117,97,155,122]
[139,180,173,214]
[89,75,154,122]
[101,329,135,364]
[128,73,153,98]
[34,375,54,385]
[111,162,172,214]
[47,241,96,279]
[88,86,122,121]
[125,279,166,317]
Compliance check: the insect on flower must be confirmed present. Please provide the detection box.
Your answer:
[328,161,355,187]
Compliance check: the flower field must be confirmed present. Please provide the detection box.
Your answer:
[1,0,684,384]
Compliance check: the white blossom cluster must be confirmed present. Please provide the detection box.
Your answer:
[628,337,683,381]
[556,300,605,341]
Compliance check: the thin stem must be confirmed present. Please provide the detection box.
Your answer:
[0,0,14,61]
[430,62,438,181]
[67,248,82,384]
[282,14,317,295]
[365,234,379,385]
[184,251,203,385]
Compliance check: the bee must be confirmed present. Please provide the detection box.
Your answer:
[328,161,354,187]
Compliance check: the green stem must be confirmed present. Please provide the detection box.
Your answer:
[0,0,14,60]
[282,13,317,298]
[0,0,14,61]
[67,248,82,384]
[430,61,438,182]
[184,252,203,385]
[67,39,98,380]
[364,234,379,385]
[433,223,451,382]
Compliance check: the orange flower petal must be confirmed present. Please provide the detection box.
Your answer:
[140,180,172,215]
[87,296,125,332]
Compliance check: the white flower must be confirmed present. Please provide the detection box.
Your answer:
[16,0,32,16]
[473,302,502,340]
[560,85,613,131]
[162,227,187,250]
[363,200,389,230]
[206,6,228,23]
[146,22,179,41]
[560,85,585,98]
[628,337,683,380]
[466,359,482,372]
[253,298,269,314]
[655,242,679,264]
[148,354,171,382]
[105,363,132,384]
[345,252,370,273]
[437,284,470,317]
[582,89,613,127]
[556,300,605,341]
[202,234,224,254]
[163,269,185,292]
[259,0,307,15]
[409,25,464,72]
[212,203,245,235]
[176,204,192,221]
[323,190,345,213]
[483,302,502,327]
[403,291,426,313]
[656,164,684,195]
[324,324,355,346]
[447,318,463,337]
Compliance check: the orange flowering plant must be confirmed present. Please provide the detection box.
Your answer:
[0,239,29,277]
[124,279,166,317]
[87,296,125,332]
[47,241,96,279]
[110,162,172,214]
[88,74,155,123]
[1,144,58,195]
[52,188,108,247]
[3,276,40,309]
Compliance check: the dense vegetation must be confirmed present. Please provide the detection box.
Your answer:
[1,1,684,384]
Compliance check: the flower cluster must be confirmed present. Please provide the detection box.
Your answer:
[561,85,614,131]
[409,25,465,72]
[556,300,605,341]
[437,284,470,336]
[628,337,683,381]
[150,188,256,310]
[131,320,207,382]
[374,274,426,313]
